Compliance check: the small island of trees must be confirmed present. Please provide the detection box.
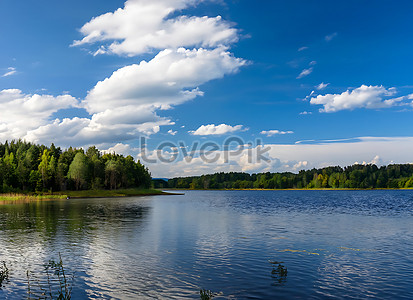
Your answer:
[0,140,151,194]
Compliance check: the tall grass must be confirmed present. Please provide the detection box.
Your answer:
[0,193,66,201]
[0,188,166,201]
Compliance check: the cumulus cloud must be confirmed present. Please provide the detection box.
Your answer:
[84,47,245,113]
[27,44,245,146]
[309,85,407,112]
[260,130,294,137]
[30,47,244,146]
[0,2,251,170]
[25,110,174,148]
[297,67,313,79]
[299,111,312,115]
[73,0,239,56]
[2,46,246,147]
[2,67,17,77]
[190,124,245,135]
[0,89,78,140]
[0,1,246,148]
[292,161,308,170]
[102,143,138,156]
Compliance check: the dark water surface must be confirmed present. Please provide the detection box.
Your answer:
[0,190,412,299]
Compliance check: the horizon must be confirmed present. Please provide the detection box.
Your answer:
[1,0,413,178]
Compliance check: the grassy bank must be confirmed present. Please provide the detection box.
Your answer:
[0,193,67,201]
[54,188,168,198]
[0,188,170,201]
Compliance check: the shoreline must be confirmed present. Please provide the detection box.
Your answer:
[2,187,410,201]
[0,189,182,201]
[165,188,413,191]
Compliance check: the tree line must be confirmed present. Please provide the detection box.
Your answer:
[0,140,151,193]
[165,164,413,190]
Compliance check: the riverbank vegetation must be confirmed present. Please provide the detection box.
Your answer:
[0,193,67,201]
[165,164,413,190]
[0,189,165,202]
[55,188,165,198]
[0,140,151,194]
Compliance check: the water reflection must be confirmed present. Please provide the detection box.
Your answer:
[0,197,152,299]
[0,191,412,299]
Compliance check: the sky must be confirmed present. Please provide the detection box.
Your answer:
[1,0,413,177]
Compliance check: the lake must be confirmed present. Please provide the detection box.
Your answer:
[0,190,412,299]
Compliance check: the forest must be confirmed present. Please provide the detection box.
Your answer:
[0,140,151,193]
[165,164,413,190]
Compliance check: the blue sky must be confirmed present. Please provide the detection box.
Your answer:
[1,0,413,177]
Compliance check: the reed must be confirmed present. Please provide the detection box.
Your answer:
[0,193,66,201]
[0,261,9,289]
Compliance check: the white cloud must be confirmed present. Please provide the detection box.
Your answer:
[102,143,138,156]
[297,67,313,79]
[363,155,382,166]
[73,0,239,56]
[0,0,247,150]
[168,129,177,135]
[21,47,244,147]
[309,60,317,66]
[25,110,174,148]
[142,136,413,177]
[299,111,312,115]
[2,67,17,77]
[302,90,315,101]
[190,124,244,135]
[325,32,337,41]
[84,47,245,113]
[298,46,308,52]
[310,85,405,113]
[0,89,78,140]
[265,137,413,170]
[260,130,294,137]
[316,82,329,90]
[292,161,308,170]
[31,47,244,146]
[408,93,413,100]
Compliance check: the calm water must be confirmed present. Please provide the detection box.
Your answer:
[0,190,412,299]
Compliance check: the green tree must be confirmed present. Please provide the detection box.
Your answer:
[105,159,122,190]
[38,150,51,189]
[67,152,89,190]
[3,150,17,190]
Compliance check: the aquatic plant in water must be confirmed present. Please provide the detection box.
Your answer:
[200,288,214,299]
[0,261,9,289]
[269,261,287,284]
[27,253,73,299]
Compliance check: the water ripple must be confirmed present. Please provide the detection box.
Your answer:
[0,191,412,299]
